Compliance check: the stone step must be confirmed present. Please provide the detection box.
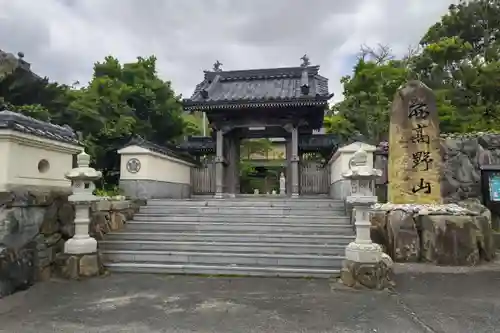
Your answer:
[99,240,347,255]
[124,221,355,234]
[146,199,344,209]
[104,232,355,244]
[139,206,346,216]
[104,262,340,278]
[132,214,350,224]
[101,250,344,268]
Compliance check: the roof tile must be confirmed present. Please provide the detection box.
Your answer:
[183,65,332,110]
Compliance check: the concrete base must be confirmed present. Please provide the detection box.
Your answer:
[340,259,394,290]
[55,253,104,280]
[120,179,191,199]
[64,237,97,255]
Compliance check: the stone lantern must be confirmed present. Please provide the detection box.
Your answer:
[341,146,392,289]
[64,149,102,255]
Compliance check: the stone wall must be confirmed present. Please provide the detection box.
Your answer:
[0,188,141,298]
[376,133,500,204]
[370,200,496,266]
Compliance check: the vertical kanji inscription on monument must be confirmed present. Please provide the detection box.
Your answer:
[388,80,442,204]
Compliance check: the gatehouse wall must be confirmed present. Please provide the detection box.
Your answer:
[328,141,377,200]
[118,144,195,199]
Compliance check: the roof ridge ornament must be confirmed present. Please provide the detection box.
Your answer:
[300,54,310,95]
[213,60,223,72]
[300,54,310,68]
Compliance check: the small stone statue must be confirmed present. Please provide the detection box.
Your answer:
[279,172,286,195]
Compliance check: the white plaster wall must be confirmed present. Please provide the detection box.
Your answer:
[328,141,376,199]
[118,145,193,185]
[0,130,82,191]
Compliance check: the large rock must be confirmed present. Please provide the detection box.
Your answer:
[417,215,480,265]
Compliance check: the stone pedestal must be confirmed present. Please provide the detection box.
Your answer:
[341,259,393,290]
[55,253,104,279]
[341,146,393,289]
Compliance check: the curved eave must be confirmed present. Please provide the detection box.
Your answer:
[183,95,333,111]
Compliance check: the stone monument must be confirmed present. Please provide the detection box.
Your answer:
[388,80,442,204]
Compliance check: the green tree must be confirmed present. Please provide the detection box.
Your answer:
[330,46,410,142]
[66,55,185,186]
[182,111,210,137]
[411,0,500,133]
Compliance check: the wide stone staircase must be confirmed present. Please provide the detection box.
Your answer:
[99,196,354,278]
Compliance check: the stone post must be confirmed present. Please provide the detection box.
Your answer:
[291,126,299,198]
[340,146,393,289]
[214,129,225,199]
[64,149,102,255]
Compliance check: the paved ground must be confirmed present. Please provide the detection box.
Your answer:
[0,263,499,333]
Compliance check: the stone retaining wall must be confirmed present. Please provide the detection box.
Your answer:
[0,188,142,298]
[370,199,496,266]
[376,133,500,205]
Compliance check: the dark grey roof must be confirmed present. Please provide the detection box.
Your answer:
[126,136,197,164]
[183,65,333,111]
[0,110,80,145]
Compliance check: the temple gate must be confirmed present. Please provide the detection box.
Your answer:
[180,56,341,197]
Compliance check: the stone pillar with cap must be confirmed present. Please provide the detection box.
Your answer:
[56,149,104,279]
[340,146,394,289]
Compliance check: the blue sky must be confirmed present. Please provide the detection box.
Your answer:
[0,0,456,103]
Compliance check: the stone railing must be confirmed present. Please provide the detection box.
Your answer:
[0,188,142,298]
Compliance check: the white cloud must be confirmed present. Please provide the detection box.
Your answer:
[0,0,454,103]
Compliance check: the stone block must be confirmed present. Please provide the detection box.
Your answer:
[340,259,394,290]
[55,253,102,280]
[79,254,100,277]
[417,215,479,265]
[387,210,420,262]
[109,212,125,231]
[90,211,111,240]
[56,254,79,280]
[92,200,111,212]
[110,200,130,211]
[370,211,389,251]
